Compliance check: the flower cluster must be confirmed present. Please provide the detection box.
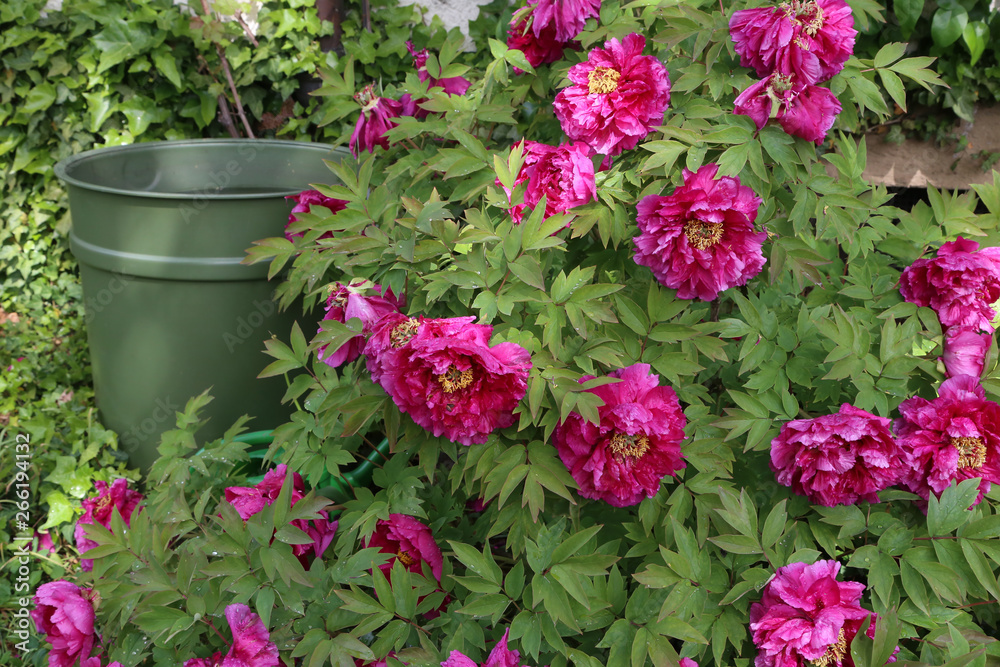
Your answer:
[350,45,471,155]
[750,560,895,667]
[74,479,143,572]
[729,0,855,143]
[633,163,766,301]
[504,0,599,70]
[365,313,532,446]
[553,363,686,507]
[895,236,1000,506]
[318,281,404,368]
[225,465,339,566]
[895,376,1000,505]
[771,237,1000,509]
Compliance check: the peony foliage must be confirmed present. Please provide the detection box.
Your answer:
[49,1,1000,667]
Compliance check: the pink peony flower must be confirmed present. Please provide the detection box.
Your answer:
[31,580,97,667]
[184,654,224,667]
[506,8,575,72]
[942,325,992,378]
[729,0,856,84]
[36,530,56,553]
[633,163,766,301]
[80,659,123,667]
[770,404,904,506]
[284,190,348,241]
[529,0,602,42]
[899,237,1000,332]
[365,314,532,446]
[501,140,596,225]
[349,84,403,157]
[679,660,698,667]
[553,33,670,158]
[318,282,404,368]
[734,74,841,145]
[441,628,525,667]
[75,478,143,572]
[355,654,400,667]
[222,604,279,667]
[225,465,338,565]
[365,514,444,581]
[407,41,471,96]
[894,375,1000,506]
[553,363,687,507]
[750,560,870,667]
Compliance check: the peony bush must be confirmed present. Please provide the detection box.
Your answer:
[35,1,1000,667]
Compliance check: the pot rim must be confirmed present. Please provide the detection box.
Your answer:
[54,138,348,200]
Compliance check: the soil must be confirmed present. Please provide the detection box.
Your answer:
[862,105,1000,191]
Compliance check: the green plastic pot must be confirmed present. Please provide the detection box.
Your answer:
[232,430,391,506]
[56,139,347,472]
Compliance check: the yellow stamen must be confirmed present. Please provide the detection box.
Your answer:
[683,220,725,250]
[396,550,417,567]
[810,629,847,667]
[781,0,825,36]
[390,318,419,348]
[588,66,621,95]
[952,436,987,470]
[438,366,474,393]
[608,432,650,459]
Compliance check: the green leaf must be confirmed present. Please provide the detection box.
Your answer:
[761,499,787,548]
[40,490,77,530]
[152,47,183,89]
[707,534,762,555]
[877,69,907,112]
[931,6,968,48]
[449,541,503,586]
[845,72,889,116]
[456,593,510,618]
[960,539,1000,599]
[962,21,990,66]
[873,42,907,68]
[927,478,981,536]
[92,18,157,74]
[894,0,924,39]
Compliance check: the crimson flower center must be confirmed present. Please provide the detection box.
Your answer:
[683,220,724,250]
[438,366,474,393]
[396,549,417,567]
[608,432,650,459]
[809,628,846,667]
[951,436,987,470]
[588,66,621,95]
[390,318,419,348]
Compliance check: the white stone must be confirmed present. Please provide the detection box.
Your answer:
[398,0,495,35]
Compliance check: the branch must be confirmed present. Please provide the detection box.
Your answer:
[200,0,256,138]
